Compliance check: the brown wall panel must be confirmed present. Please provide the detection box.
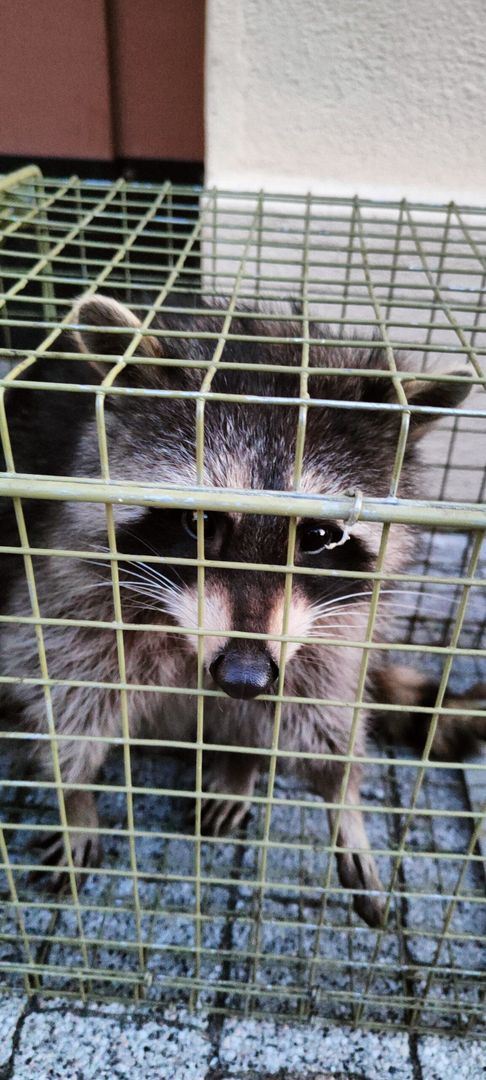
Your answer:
[0,0,113,159]
[109,0,205,161]
[0,0,204,163]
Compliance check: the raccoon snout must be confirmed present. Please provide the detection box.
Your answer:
[209,646,279,700]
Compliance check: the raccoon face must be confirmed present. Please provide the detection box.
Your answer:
[112,502,376,697]
[73,294,470,699]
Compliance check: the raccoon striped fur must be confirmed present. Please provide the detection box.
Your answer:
[0,293,482,928]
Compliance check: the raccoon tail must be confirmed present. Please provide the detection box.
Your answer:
[370,664,486,760]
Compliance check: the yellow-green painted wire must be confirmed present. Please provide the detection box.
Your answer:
[307,195,414,997]
[4,288,486,329]
[248,192,313,1006]
[193,189,264,1002]
[0,172,485,1030]
[0,174,161,999]
[354,528,485,1026]
[404,203,484,379]
[1,173,179,996]
[94,180,211,998]
[0,176,132,997]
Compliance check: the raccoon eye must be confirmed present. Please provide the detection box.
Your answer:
[181,510,217,541]
[299,522,347,555]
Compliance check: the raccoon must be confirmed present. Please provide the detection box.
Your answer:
[0,293,481,928]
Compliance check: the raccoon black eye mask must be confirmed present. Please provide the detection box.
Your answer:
[184,510,348,556]
[1,292,483,930]
[299,522,349,553]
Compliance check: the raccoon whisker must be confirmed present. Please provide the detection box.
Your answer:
[79,581,182,616]
[117,559,183,587]
[119,584,183,608]
[309,600,371,615]
[86,554,184,594]
[307,598,462,631]
[363,588,461,601]
[122,558,181,583]
[71,579,127,595]
[120,583,177,599]
[114,530,164,558]
[312,599,446,619]
[309,609,449,634]
[308,612,368,628]
[305,589,376,614]
[307,600,376,620]
[83,578,181,602]
[306,626,368,636]
[73,590,169,620]
[85,558,118,573]
[116,565,185,597]
[119,594,177,618]
[307,619,376,630]
[120,566,184,595]
[133,575,184,598]
[307,592,364,613]
[307,588,461,615]
[117,530,186,588]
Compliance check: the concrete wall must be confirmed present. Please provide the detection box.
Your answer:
[205,0,486,203]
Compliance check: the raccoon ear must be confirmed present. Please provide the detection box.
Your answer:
[72,294,162,374]
[402,371,471,438]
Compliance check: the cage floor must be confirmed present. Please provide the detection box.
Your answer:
[0,176,485,1058]
[1,745,484,1028]
[1,996,485,1080]
[0,532,485,1038]
[0,750,485,1080]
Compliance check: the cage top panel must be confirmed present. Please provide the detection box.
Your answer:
[1,172,485,508]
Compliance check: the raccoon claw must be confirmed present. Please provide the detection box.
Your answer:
[352,889,387,929]
[29,830,102,890]
[337,851,387,929]
[184,757,259,838]
[200,795,251,837]
[186,795,250,836]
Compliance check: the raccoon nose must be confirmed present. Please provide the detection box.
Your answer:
[209,648,279,700]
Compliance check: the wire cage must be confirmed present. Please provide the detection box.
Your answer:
[0,166,485,1037]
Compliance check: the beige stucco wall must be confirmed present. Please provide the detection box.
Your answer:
[205,0,486,203]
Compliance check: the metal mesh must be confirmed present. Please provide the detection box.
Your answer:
[0,166,484,1035]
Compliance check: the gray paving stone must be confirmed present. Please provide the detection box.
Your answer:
[1,533,484,1058]
[219,1018,414,1079]
[417,1034,486,1080]
[217,1075,341,1080]
[0,993,25,1067]
[11,1002,211,1080]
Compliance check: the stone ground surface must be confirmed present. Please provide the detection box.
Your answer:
[1,531,485,1080]
[0,995,485,1080]
[1,186,485,1079]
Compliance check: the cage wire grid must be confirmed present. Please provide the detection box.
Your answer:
[0,166,484,1035]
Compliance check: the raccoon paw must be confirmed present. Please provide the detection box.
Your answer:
[337,850,387,929]
[199,792,251,837]
[30,828,102,891]
[187,756,259,837]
